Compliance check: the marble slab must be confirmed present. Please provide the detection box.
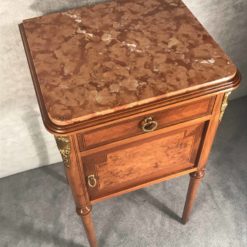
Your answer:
[22,0,237,125]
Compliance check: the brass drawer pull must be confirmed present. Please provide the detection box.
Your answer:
[141,117,158,133]
[87,175,97,188]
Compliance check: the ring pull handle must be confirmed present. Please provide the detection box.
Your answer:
[141,117,158,133]
[87,174,97,188]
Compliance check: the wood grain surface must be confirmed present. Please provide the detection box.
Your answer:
[84,122,205,200]
[78,96,215,150]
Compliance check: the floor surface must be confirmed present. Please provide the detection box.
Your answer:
[0,96,247,247]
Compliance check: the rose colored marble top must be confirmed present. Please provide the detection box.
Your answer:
[22,0,237,125]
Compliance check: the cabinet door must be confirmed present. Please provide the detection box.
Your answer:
[83,122,205,200]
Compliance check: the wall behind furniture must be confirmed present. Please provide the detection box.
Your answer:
[0,0,246,178]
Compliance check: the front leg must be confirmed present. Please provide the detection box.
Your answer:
[182,170,205,224]
[77,206,98,247]
[55,135,97,247]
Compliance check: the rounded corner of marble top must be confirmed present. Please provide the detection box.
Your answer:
[220,66,241,91]
[231,68,241,87]
[41,112,76,135]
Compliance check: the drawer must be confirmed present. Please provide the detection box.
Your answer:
[83,122,205,200]
[78,97,215,151]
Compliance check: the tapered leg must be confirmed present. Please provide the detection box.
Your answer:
[77,207,98,247]
[55,135,98,247]
[182,170,205,224]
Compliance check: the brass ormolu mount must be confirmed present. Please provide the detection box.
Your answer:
[55,136,71,168]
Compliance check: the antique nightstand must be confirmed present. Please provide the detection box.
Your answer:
[19,0,240,246]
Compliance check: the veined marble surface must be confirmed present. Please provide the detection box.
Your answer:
[22,0,236,125]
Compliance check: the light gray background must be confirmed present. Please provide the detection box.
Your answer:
[0,0,246,178]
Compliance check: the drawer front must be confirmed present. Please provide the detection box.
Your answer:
[83,122,205,200]
[78,97,214,151]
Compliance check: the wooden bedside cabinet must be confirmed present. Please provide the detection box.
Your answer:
[19,0,240,246]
